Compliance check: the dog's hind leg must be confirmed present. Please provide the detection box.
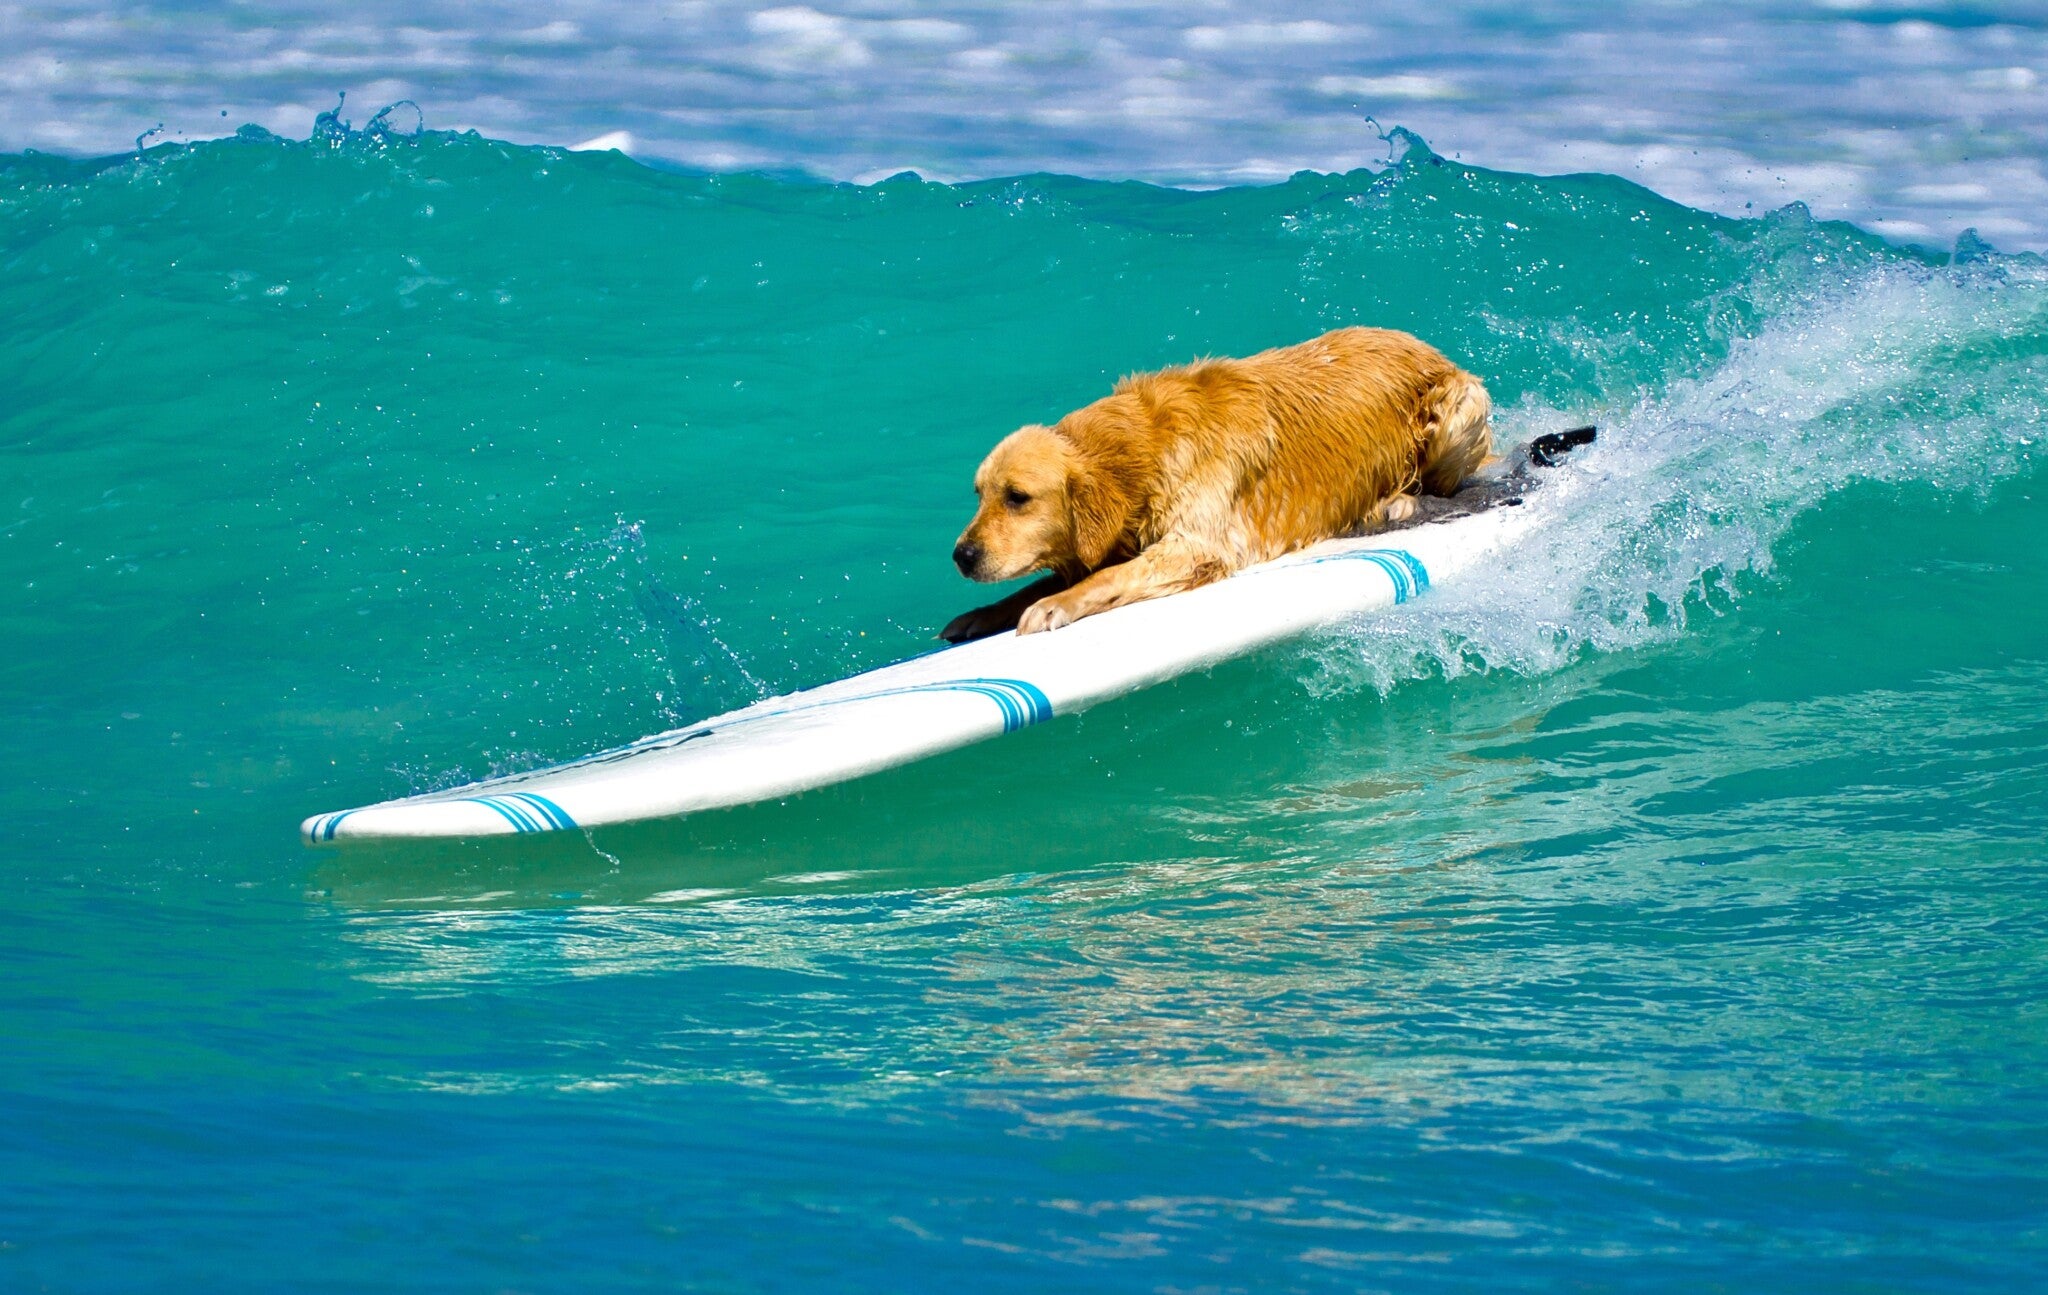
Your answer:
[1417,370,1493,497]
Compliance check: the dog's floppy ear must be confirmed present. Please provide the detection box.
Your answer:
[1066,446,1132,571]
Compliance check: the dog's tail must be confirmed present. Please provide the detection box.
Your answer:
[1417,368,1493,497]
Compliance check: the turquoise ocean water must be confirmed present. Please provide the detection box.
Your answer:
[4,124,2047,1288]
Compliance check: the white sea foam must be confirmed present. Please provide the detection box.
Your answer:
[1311,260,2048,693]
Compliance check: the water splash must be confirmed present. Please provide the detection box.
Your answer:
[309,92,425,149]
[362,100,426,144]
[609,520,767,723]
[1361,117,1429,168]
[1310,257,2047,695]
[310,92,350,147]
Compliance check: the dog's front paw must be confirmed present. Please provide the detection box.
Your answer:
[940,604,1013,643]
[1016,597,1075,635]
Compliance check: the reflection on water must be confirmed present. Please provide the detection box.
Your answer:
[328,650,2048,1127]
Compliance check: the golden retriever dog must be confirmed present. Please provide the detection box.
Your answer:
[941,326,1491,642]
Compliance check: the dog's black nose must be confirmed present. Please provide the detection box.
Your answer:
[953,541,982,575]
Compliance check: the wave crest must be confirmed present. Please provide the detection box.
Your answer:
[1311,258,2048,694]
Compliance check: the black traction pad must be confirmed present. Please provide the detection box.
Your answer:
[1375,425,1597,535]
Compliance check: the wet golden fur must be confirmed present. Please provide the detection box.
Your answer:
[943,327,1491,640]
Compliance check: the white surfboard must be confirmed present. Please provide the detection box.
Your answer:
[301,492,1544,843]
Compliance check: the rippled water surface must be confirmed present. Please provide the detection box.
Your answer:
[4,128,2047,1289]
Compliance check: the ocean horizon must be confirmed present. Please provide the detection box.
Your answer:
[8,1,2048,251]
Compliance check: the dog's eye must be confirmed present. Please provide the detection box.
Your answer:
[1004,488,1031,509]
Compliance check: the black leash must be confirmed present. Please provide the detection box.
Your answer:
[1528,425,1597,467]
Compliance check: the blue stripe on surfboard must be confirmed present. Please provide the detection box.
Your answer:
[658,675,1053,740]
[1355,548,1429,597]
[495,797,543,832]
[956,684,1019,731]
[500,797,543,831]
[507,792,577,830]
[927,678,1052,733]
[464,797,538,833]
[1383,548,1430,594]
[1357,552,1416,602]
[1286,548,1430,603]
[997,678,1054,725]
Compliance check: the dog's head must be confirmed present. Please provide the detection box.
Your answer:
[953,423,1130,582]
